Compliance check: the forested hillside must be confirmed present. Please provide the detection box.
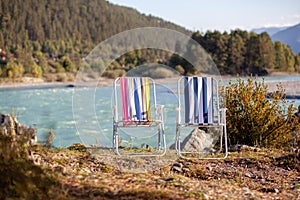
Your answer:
[189,30,300,75]
[0,0,190,81]
[0,0,299,81]
[0,0,188,49]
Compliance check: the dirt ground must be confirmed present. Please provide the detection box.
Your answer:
[25,145,300,200]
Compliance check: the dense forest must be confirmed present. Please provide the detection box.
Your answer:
[189,30,300,75]
[0,0,299,81]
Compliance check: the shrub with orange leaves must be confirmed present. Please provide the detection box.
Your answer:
[222,76,299,148]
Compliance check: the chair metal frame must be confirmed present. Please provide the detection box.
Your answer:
[112,77,166,156]
[175,76,228,159]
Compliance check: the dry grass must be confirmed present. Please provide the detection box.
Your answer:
[2,145,297,200]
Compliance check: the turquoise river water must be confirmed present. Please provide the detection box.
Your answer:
[0,75,299,148]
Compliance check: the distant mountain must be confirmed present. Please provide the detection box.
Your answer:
[271,23,300,54]
[251,26,288,36]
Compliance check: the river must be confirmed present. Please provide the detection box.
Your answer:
[0,75,299,147]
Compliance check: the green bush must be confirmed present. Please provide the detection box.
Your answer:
[222,76,299,148]
[60,56,76,73]
[146,67,177,78]
[56,73,68,82]
[175,65,185,75]
[2,60,24,79]
[126,65,178,78]
[102,69,126,79]
[31,62,43,78]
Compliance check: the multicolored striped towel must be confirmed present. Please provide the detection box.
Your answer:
[120,77,151,124]
[183,77,214,124]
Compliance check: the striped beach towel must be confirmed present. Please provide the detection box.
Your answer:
[120,77,151,124]
[183,77,214,124]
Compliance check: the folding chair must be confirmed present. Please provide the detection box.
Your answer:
[176,76,228,159]
[112,77,166,156]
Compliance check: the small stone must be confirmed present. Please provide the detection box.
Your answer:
[203,193,209,199]
[172,166,182,173]
[164,177,174,182]
[260,179,266,184]
[182,168,190,173]
[173,162,183,168]
[206,166,212,171]
[242,186,249,191]
[54,165,66,174]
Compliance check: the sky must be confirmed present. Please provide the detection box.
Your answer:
[108,0,300,32]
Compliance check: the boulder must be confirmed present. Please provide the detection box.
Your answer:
[170,128,218,152]
[0,113,37,145]
[180,128,215,152]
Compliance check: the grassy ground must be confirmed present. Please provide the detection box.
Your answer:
[2,144,299,200]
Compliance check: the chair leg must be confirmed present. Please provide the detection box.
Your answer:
[214,125,228,159]
[176,126,182,157]
[113,124,120,155]
[223,125,228,159]
[160,123,167,156]
[175,124,179,152]
[157,125,161,150]
[112,125,116,149]
[216,127,223,154]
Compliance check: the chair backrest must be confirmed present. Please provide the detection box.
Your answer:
[114,77,156,123]
[178,76,219,124]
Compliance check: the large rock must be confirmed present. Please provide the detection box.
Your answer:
[180,128,215,152]
[171,128,219,152]
[0,113,37,145]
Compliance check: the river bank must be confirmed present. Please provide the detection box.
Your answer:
[1,75,300,97]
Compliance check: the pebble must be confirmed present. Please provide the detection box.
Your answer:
[245,172,252,178]
[172,166,182,173]
[206,166,212,171]
[54,165,66,174]
[182,168,190,173]
[173,162,183,168]
[242,186,249,191]
[260,179,266,184]
[203,193,209,199]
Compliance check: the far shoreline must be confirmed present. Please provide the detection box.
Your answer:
[0,74,299,96]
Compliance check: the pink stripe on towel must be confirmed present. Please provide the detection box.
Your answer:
[120,77,129,121]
